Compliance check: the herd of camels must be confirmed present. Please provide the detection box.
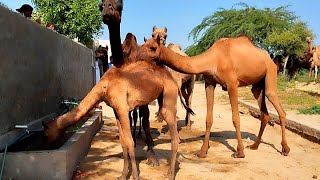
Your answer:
[43,0,319,179]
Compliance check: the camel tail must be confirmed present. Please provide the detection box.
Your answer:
[178,88,195,116]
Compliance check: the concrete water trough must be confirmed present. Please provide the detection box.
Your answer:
[0,110,103,180]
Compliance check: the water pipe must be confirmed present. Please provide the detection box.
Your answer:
[0,144,8,180]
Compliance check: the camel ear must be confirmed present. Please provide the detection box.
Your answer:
[164,27,167,33]
[42,121,48,130]
[116,0,123,12]
[156,35,161,45]
[153,26,157,32]
[144,37,147,42]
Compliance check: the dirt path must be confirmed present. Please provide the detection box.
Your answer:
[76,83,320,180]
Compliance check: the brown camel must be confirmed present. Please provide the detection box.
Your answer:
[44,1,180,179]
[306,37,320,78]
[138,36,290,158]
[152,26,167,45]
[95,45,109,77]
[166,43,195,128]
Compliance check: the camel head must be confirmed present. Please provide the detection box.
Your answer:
[122,33,138,56]
[152,26,167,45]
[137,36,161,61]
[306,36,313,44]
[95,45,108,58]
[99,0,123,25]
[167,43,182,51]
[42,121,65,144]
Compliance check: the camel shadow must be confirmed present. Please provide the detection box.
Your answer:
[157,124,281,154]
[160,119,193,134]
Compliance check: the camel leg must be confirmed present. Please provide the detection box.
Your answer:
[265,66,290,155]
[315,65,318,79]
[227,82,245,158]
[138,108,143,138]
[196,81,216,158]
[116,109,139,180]
[247,83,270,150]
[132,109,138,146]
[162,83,179,180]
[139,105,159,167]
[182,77,195,129]
[116,120,129,180]
[155,93,164,122]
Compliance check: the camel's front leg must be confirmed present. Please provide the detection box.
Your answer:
[228,84,245,158]
[196,82,216,158]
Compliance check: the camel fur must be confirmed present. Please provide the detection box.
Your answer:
[44,1,180,179]
[138,36,290,159]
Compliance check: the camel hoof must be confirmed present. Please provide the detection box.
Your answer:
[246,144,258,150]
[115,175,126,180]
[281,146,290,156]
[231,152,245,158]
[195,151,207,158]
[146,150,159,167]
[268,120,275,127]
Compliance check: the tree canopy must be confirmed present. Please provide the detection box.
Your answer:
[31,0,103,45]
[186,3,313,57]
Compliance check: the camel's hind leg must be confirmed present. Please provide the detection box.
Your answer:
[161,81,179,180]
[116,108,139,179]
[182,76,195,129]
[247,81,270,150]
[265,64,290,155]
[196,81,216,158]
[227,82,245,158]
[116,120,130,180]
[139,105,160,167]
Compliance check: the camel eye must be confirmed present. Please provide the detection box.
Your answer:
[152,34,155,38]
[150,47,156,52]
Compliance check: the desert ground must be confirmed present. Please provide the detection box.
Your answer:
[75,83,320,180]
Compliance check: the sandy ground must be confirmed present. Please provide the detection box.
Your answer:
[75,83,320,180]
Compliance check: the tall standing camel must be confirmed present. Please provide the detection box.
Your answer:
[138,36,290,158]
[167,43,195,129]
[306,37,320,78]
[44,1,180,179]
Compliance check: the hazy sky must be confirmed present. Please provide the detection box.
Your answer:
[2,0,320,49]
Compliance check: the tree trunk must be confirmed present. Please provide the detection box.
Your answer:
[282,55,289,76]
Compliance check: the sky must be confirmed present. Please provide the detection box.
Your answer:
[2,0,320,50]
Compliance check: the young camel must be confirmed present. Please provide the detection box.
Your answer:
[44,1,179,179]
[138,36,290,158]
[167,43,195,129]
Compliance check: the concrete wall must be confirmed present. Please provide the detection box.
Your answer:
[0,6,95,134]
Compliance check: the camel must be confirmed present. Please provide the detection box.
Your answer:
[95,45,109,77]
[151,27,196,126]
[166,43,195,128]
[138,36,290,158]
[311,48,320,78]
[152,26,168,45]
[44,1,181,179]
[306,37,320,78]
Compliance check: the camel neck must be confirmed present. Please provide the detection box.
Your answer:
[308,41,313,53]
[108,23,124,67]
[159,45,210,74]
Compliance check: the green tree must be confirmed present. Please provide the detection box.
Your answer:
[31,0,103,45]
[186,3,313,58]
